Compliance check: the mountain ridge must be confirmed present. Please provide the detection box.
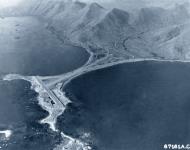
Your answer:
[2,0,190,60]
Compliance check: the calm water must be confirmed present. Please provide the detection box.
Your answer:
[0,17,89,149]
[0,17,89,76]
[0,46,88,149]
[61,61,190,150]
[0,80,61,150]
[0,44,89,76]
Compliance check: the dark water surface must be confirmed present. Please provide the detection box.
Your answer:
[0,17,89,76]
[60,61,190,150]
[0,80,61,150]
[0,17,89,149]
[0,44,89,76]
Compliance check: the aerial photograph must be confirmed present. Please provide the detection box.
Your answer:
[0,0,190,149]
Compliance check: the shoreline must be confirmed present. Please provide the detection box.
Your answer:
[61,58,190,90]
[3,75,67,132]
[56,57,190,150]
[54,57,190,150]
[3,59,190,122]
[3,57,190,150]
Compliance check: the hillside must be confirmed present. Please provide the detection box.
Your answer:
[2,0,190,60]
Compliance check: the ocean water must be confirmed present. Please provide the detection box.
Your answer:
[0,79,61,150]
[0,46,88,150]
[0,44,89,76]
[0,16,89,149]
[0,17,89,76]
[61,61,190,150]
[0,42,89,149]
[0,43,89,149]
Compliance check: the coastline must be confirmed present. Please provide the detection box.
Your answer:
[1,1,190,149]
[61,58,190,90]
[61,59,190,150]
[3,57,190,150]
